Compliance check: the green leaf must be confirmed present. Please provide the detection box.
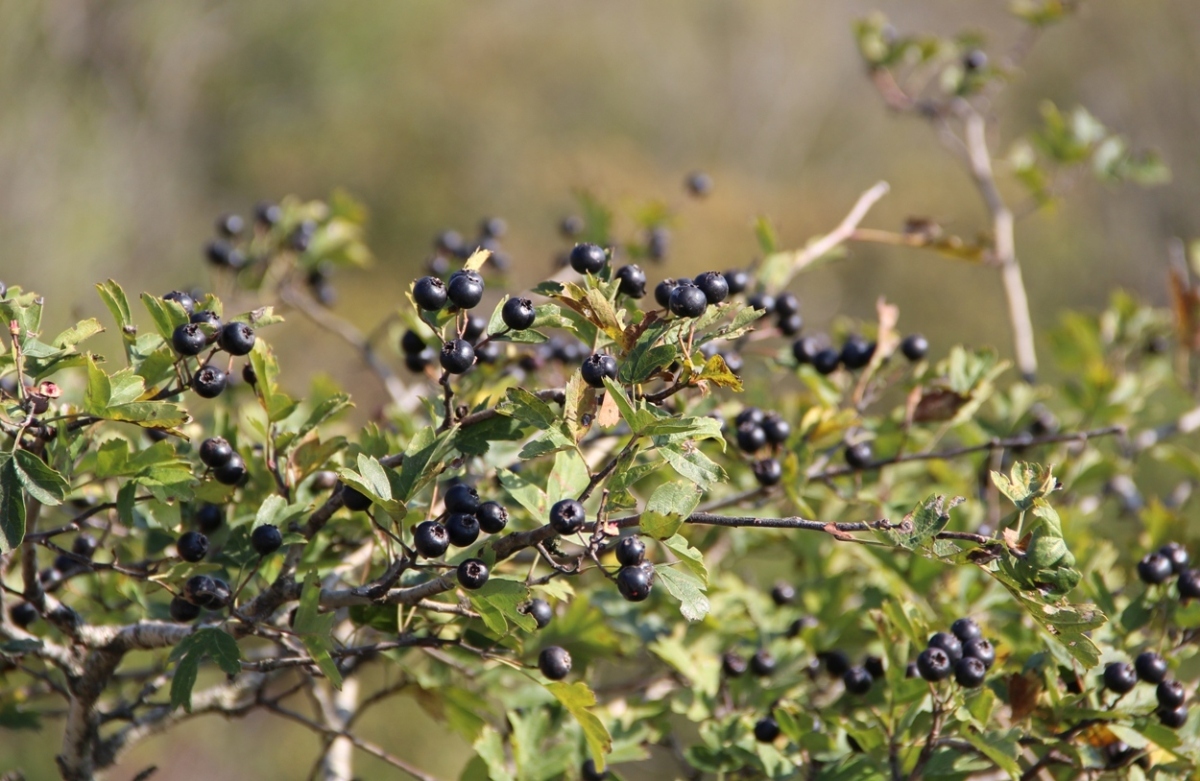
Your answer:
[640,481,702,540]
[661,534,709,584]
[0,455,27,554]
[548,449,590,502]
[52,318,104,349]
[961,729,1022,779]
[12,450,69,506]
[498,468,548,520]
[991,462,1058,511]
[545,681,612,770]
[96,280,132,333]
[467,578,537,634]
[294,572,343,689]
[169,627,241,712]
[878,495,963,551]
[393,426,456,502]
[620,341,676,384]
[249,341,298,422]
[471,726,515,781]
[83,355,189,429]
[654,565,710,621]
[501,388,559,430]
[658,443,725,490]
[140,293,190,340]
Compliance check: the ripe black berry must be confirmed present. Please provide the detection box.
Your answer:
[777,313,803,336]
[1103,662,1138,694]
[242,363,257,385]
[864,655,885,679]
[1159,705,1189,729]
[685,171,713,197]
[200,578,231,609]
[844,442,874,470]
[951,617,982,643]
[1135,651,1168,684]
[183,575,217,607]
[444,483,480,514]
[169,596,201,623]
[1139,553,1173,585]
[192,366,227,399]
[255,201,282,227]
[614,536,646,567]
[812,347,841,375]
[754,716,780,743]
[654,279,678,308]
[1180,569,1200,601]
[746,293,775,314]
[669,284,708,318]
[216,213,244,237]
[752,458,782,486]
[163,290,196,315]
[413,522,450,558]
[750,649,776,677]
[446,513,481,547]
[405,349,435,373]
[616,564,654,602]
[775,292,799,317]
[559,215,584,238]
[172,323,207,356]
[581,759,608,781]
[840,336,875,370]
[1160,542,1191,574]
[735,407,765,427]
[440,339,475,374]
[694,271,729,305]
[401,330,426,355]
[217,322,256,356]
[569,243,607,274]
[476,501,509,534]
[928,632,963,663]
[792,336,821,364]
[843,666,873,695]
[447,270,485,310]
[821,650,851,677]
[962,638,995,669]
[647,226,669,260]
[762,413,791,444]
[615,265,647,298]
[1157,679,1186,709]
[524,598,553,629]
[463,314,487,342]
[199,437,234,468]
[771,582,796,606]
[212,453,246,486]
[917,648,953,681]
[177,531,209,563]
[963,49,988,71]
[736,423,767,453]
[413,276,448,311]
[456,558,490,590]
[72,534,97,559]
[538,646,572,680]
[580,353,618,388]
[723,269,749,295]
[501,297,536,330]
[901,334,929,361]
[341,483,373,512]
[196,503,223,534]
[722,651,748,677]
[954,657,987,687]
[191,310,221,329]
[435,229,464,256]
[251,524,283,556]
[9,601,37,628]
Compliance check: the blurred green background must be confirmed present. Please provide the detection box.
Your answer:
[2,1,1199,778]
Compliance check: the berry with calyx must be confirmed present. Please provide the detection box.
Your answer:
[840,336,875,370]
[843,666,873,695]
[1139,553,1174,585]
[172,323,207,356]
[694,271,729,305]
[581,759,608,781]
[212,453,246,486]
[775,292,800,317]
[777,313,803,336]
[669,283,708,318]
[864,655,885,679]
[754,716,780,743]
[524,598,553,629]
[653,279,678,308]
[217,322,256,356]
[199,437,234,469]
[1103,662,1138,694]
[400,330,426,355]
[163,290,196,315]
[501,297,536,330]
[341,483,372,512]
[476,501,509,534]
[762,413,791,444]
[750,649,776,677]
[413,277,448,311]
[955,657,987,687]
[549,498,586,535]
[616,563,654,601]
[168,596,201,623]
[724,269,749,295]
[177,531,209,563]
[917,647,953,682]
[753,458,782,486]
[440,339,475,374]
[771,582,796,606]
[446,513,481,547]
[844,442,874,470]
[746,292,775,314]
[722,651,748,677]
[1160,542,1191,574]
[9,601,37,628]
[1180,569,1200,601]
[951,617,982,643]
[251,524,283,556]
[447,270,485,309]
[190,310,221,329]
[192,366,227,399]
[1136,651,1169,684]
[792,336,821,364]
[538,646,572,680]
[569,243,607,274]
[615,536,646,567]
[444,483,480,513]
[929,632,963,663]
[413,521,450,558]
[1157,679,1186,708]
[205,579,232,610]
[456,558,489,590]
[821,650,851,677]
[216,213,244,237]
[812,347,841,375]
[736,422,767,453]
[901,334,929,361]
[962,638,995,669]
[1159,705,1189,729]
[72,534,97,559]
[196,503,223,534]
[615,264,647,298]
[580,353,618,388]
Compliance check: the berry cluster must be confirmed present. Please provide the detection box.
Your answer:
[1137,541,1199,598]
[914,618,994,688]
[731,406,791,487]
[1102,652,1189,728]
[166,293,258,400]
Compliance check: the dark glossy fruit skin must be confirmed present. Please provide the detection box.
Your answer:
[549,498,586,535]
[844,442,874,470]
[190,310,221,329]
[341,484,372,511]
[1138,553,1174,585]
[413,276,448,311]
[183,575,217,607]
[840,336,875,370]
[216,213,244,237]
[812,347,841,375]
[777,313,803,336]
[538,646,572,680]
[685,171,713,197]
[218,322,256,356]
[501,297,536,330]
[212,453,247,486]
[822,650,851,677]
[616,564,654,601]
[457,558,490,590]
[169,596,202,622]
[199,437,234,468]
[192,366,227,399]
[1180,569,1200,600]
[1103,662,1138,694]
[475,501,509,534]
[444,483,480,514]
[9,601,37,628]
[581,758,608,781]
[770,582,796,606]
[164,290,196,315]
[722,651,748,677]
[669,284,708,318]
[951,617,982,643]
[735,407,765,427]
[580,353,618,388]
[196,503,223,534]
[723,269,749,295]
[463,314,488,342]
[736,423,768,453]
[917,647,953,681]
[1135,651,1168,683]
[963,49,988,71]
[901,334,930,361]
[750,649,776,677]
[172,323,208,356]
[694,271,729,304]
[400,329,426,355]
[746,293,775,314]
[1157,679,1186,708]
[413,522,450,558]
[446,513,481,547]
[614,536,646,567]
[72,534,97,559]
[242,363,257,385]
[788,616,817,637]
[440,339,476,374]
[962,638,995,669]
[615,264,647,298]
[775,292,800,317]
[525,598,553,629]
[754,716,781,743]
[255,201,282,227]
[654,279,678,308]
[447,270,485,309]
[405,349,435,373]
[569,243,607,275]
[177,531,209,563]
[252,524,283,556]
[1160,542,1191,574]
[762,413,791,444]
[864,655,885,679]
[1159,705,1189,729]
[792,336,821,364]
[929,632,964,663]
[753,458,782,486]
[954,657,987,687]
[843,666,874,695]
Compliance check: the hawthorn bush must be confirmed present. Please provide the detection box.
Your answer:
[1,7,1198,781]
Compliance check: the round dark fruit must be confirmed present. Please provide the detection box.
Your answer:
[1139,553,1174,585]
[559,215,584,238]
[251,524,283,556]
[775,292,800,317]
[581,759,608,781]
[864,655,885,679]
[812,347,841,375]
[821,650,851,677]
[447,270,485,310]
[843,666,873,695]
[413,277,448,311]
[929,632,963,663]
[538,646,572,680]
[405,349,435,373]
[762,413,791,444]
[163,290,196,315]
[172,323,207,356]
[217,322,256,356]
[400,330,426,355]
[435,229,464,256]
[475,501,509,534]
[1157,679,1186,709]
[580,353,618,388]
[9,602,37,628]
[754,716,780,743]
[216,213,244,237]
[735,407,765,427]
[242,363,257,385]
[1103,662,1138,694]
[788,616,817,637]
[524,599,553,629]
[917,647,953,682]
[255,201,282,227]
[456,558,489,590]
[736,423,767,453]
[199,437,234,469]
[951,617,982,643]
[844,441,874,470]
[616,564,654,602]
[694,271,729,305]
[614,536,646,567]
[771,582,796,606]
[653,279,678,309]
[963,49,988,71]
[183,575,217,607]
[901,334,929,361]
[192,366,227,399]
[413,522,450,558]
[196,503,223,534]
[177,531,209,563]
[1136,651,1168,684]
[840,336,875,370]
[501,297,536,330]
[962,638,995,669]
[1160,542,1191,574]
[190,310,221,329]
[753,458,782,486]
[446,513,481,547]
[669,284,708,318]
[569,243,607,275]
[746,293,775,314]
[777,313,803,336]
[954,657,987,687]
[685,171,713,197]
[750,649,776,677]
[792,336,821,364]
[1159,705,1189,729]
[444,483,480,514]
[1180,569,1200,601]
[338,484,371,512]
[463,314,487,342]
[615,265,646,298]
[169,596,201,623]
[212,453,246,486]
[722,651,748,677]
[440,339,475,374]
[723,269,749,295]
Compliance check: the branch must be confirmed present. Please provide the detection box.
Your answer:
[783,181,891,281]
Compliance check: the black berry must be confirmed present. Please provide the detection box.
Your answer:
[752,458,782,486]
[1103,662,1138,694]
[192,366,227,399]
[844,442,874,470]
[580,353,618,388]
[1139,553,1173,585]
[901,334,929,361]
[435,229,464,256]
[1157,679,1186,709]
[163,290,196,315]
[413,277,448,311]
[413,522,450,558]
[217,322,256,356]
[1135,651,1169,684]
[440,339,475,374]
[843,666,873,695]
[216,213,244,237]
[463,314,487,342]
[616,563,654,602]
[917,647,953,681]
[446,513,481,547]
[928,632,963,663]
[951,617,982,643]
[685,171,713,197]
[812,347,841,375]
[559,215,584,238]
[746,293,775,314]
[694,271,729,305]
[444,483,480,514]
[251,524,283,556]
[962,638,995,669]
[341,483,372,512]
[615,265,646,298]
[457,558,490,590]
[654,279,678,308]
[840,336,875,370]
[735,407,765,427]
[183,575,217,607]
[762,413,791,444]
[792,336,821,364]
[172,324,207,356]
[501,297,536,330]
[405,349,435,373]
[72,534,97,559]
[1159,705,1189,729]
[569,243,607,275]
[864,655,885,679]
[242,363,257,385]
[476,501,509,534]
[581,759,608,781]
[954,657,987,687]
[1180,569,1200,601]
[750,649,776,677]
[754,716,780,743]
[821,650,851,677]
[196,504,223,534]
[177,531,209,562]
[771,582,796,606]
[736,423,767,453]
[401,330,426,355]
[723,269,749,295]
[614,536,646,567]
[9,601,37,628]
[212,452,246,485]
[525,599,553,629]
[777,313,803,336]
[447,270,485,310]
[169,596,201,623]
[669,284,708,318]
[722,651,748,677]
[199,437,234,468]
[963,49,988,71]
[775,292,799,317]
[255,201,282,227]
[538,646,572,680]
[190,310,221,329]
[1160,542,1191,574]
